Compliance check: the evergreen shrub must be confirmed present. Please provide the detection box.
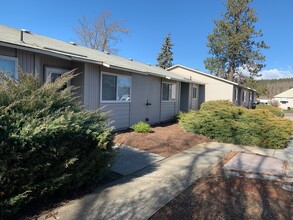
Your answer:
[179,101,293,149]
[255,104,284,117]
[0,71,114,218]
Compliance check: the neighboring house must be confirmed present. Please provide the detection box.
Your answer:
[167,64,256,108]
[0,24,202,129]
[273,88,293,110]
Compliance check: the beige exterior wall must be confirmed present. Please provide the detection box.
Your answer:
[169,66,234,102]
[273,97,293,110]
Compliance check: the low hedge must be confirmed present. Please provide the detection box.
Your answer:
[255,104,284,117]
[0,71,114,218]
[179,100,293,149]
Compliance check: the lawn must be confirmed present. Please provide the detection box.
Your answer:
[150,152,292,220]
[114,123,211,157]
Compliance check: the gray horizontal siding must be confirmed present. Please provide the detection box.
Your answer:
[101,103,130,129]
[161,102,176,121]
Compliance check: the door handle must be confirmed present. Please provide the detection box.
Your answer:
[146,99,152,106]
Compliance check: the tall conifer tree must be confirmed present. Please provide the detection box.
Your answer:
[205,0,269,82]
[157,33,174,69]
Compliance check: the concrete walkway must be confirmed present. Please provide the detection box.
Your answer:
[39,138,293,220]
[110,145,165,176]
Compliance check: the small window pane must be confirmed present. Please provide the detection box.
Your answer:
[50,73,62,82]
[163,83,176,101]
[117,76,131,101]
[102,74,117,101]
[249,92,252,101]
[171,84,176,100]
[162,83,169,101]
[0,59,16,79]
[242,91,246,102]
[192,87,197,99]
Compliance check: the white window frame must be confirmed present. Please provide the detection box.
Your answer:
[44,66,71,88]
[249,91,253,102]
[162,82,176,102]
[0,55,18,79]
[100,72,132,103]
[242,90,247,102]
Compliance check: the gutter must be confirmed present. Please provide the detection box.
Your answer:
[0,41,103,65]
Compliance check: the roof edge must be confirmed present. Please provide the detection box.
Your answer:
[168,64,256,91]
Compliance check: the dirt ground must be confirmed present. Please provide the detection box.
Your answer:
[114,123,211,157]
[150,152,293,220]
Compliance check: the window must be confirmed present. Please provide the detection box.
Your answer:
[249,91,253,102]
[280,100,288,104]
[101,73,131,102]
[162,82,176,101]
[192,86,197,99]
[242,91,247,102]
[0,55,18,79]
[234,88,238,101]
[45,67,70,88]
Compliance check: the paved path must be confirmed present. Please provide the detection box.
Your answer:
[110,145,165,176]
[39,112,293,220]
[39,139,292,220]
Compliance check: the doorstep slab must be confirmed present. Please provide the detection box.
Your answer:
[223,152,287,176]
[110,145,165,176]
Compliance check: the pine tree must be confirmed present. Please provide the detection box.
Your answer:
[157,33,174,69]
[204,0,269,82]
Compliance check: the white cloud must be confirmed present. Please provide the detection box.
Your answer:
[257,69,293,80]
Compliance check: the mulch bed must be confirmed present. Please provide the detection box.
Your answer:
[150,152,293,220]
[114,123,211,157]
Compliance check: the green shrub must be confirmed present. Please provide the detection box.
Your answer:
[0,71,114,218]
[200,100,235,111]
[179,101,293,149]
[130,121,151,133]
[255,104,284,117]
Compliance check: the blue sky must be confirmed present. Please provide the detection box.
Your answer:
[1,0,293,79]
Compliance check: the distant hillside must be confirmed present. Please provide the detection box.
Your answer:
[257,78,293,99]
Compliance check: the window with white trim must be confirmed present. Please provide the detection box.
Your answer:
[249,91,253,102]
[242,90,247,102]
[0,55,18,79]
[101,73,131,102]
[162,82,176,101]
[44,66,70,89]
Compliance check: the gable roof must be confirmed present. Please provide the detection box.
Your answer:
[167,64,255,91]
[0,24,200,84]
[274,88,293,98]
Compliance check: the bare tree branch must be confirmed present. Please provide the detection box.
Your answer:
[74,11,131,54]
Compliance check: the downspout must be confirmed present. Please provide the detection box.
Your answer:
[159,77,162,122]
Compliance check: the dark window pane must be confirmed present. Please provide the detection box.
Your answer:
[50,73,62,82]
[192,87,197,98]
[162,83,169,101]
[102,74,116,101]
